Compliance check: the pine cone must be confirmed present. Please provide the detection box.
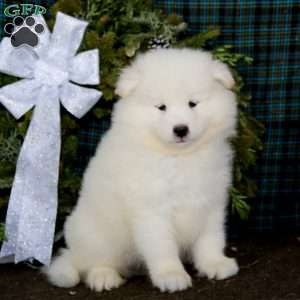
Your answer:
[148,35,170,49]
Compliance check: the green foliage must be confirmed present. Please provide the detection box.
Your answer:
[176,27,221,49]
[213,45,265,218]
[230,127,264,217]
[0,75,28,191]
[0,130,20,189]
[230,187,251,220]
[0,0,264,228]
[0,223,5,241]
[0,105,27,214]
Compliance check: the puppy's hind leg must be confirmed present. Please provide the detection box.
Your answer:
[43,249,80,288]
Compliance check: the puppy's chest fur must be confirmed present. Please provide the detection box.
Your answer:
[121,146,228,221]
[125,147,226,200]
[157,155,216,233]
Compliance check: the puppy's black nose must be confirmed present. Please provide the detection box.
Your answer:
[173,125,189,138]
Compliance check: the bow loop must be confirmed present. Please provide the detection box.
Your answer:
[0,38,37,79]
[60,82,102,118]
[0,79,42,119]
[47,12,88,64]
[31,14,51,58]
[70,49,100,85]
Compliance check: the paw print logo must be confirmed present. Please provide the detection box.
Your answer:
[4,16,44,48]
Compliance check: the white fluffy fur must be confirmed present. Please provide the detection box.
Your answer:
[44,48,239,292]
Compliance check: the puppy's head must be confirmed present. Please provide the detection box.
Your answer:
[114,48,237,153]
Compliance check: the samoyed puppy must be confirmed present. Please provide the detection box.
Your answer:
[45,48,239,293]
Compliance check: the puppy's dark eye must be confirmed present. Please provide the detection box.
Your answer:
[156,104,167,111]
[188,101,198,108]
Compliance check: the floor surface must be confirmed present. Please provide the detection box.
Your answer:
[1,237,300,300]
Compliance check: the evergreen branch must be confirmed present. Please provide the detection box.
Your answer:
[0,223,5,241]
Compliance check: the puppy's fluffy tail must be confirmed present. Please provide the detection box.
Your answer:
[43,249,80,288]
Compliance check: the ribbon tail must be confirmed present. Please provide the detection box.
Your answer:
[0,87,61,265]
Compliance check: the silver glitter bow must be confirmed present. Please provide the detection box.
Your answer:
[0,12,102,265]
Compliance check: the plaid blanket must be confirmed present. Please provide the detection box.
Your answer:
[1,0,299,234]
[156,0,300,234]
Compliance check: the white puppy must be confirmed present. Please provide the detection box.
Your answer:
[45,48,239,293]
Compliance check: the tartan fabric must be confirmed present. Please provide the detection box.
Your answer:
[154,0,300,234]
[77,115,111,176]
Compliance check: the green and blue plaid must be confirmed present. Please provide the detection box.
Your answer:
[157,0,300,234]
[1,1,299,234]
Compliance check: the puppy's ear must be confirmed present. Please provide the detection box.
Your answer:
[212,61,235,89]
[115,66,139,97]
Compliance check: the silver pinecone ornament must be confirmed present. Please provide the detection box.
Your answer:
[148,35,170,49]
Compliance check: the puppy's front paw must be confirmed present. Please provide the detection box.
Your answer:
[151,269,192,293]
[198,256,239,280]
[86,267,125,292]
